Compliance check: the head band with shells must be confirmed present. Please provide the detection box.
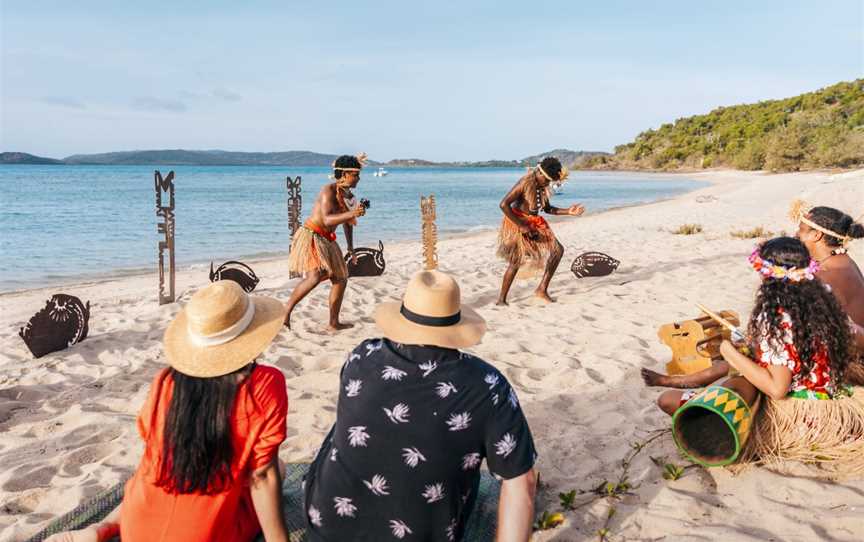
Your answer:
[536,163,569,184]
[789,198,853,247]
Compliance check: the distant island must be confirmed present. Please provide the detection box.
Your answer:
[1,148,609,168]
[582,79,863,172]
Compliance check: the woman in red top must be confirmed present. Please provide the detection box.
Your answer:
[48,280,289,542]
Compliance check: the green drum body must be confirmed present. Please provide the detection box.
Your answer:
[672,385,757,467]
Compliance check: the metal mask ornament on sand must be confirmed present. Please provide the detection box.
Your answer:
[155,170,176,304]
[19,294,90,358]
[346,241,386,277]
[570,251,620,278]
[209,260,260,292]
[287,176,302,278]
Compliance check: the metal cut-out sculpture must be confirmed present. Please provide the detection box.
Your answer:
[286,176,302,278]
[19,294,90,358]
[155,170,176,304]
[346,241,386,277]
[420,195,438,270]
[570,251,620,278]
[210,260,260,292]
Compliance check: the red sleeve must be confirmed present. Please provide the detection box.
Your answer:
[250,366,289,470]
[137,369,170,441]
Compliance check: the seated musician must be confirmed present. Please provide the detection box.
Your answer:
[655,237,852,415]
[644,205,864,390]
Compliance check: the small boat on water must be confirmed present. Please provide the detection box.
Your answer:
[372,167,389,177]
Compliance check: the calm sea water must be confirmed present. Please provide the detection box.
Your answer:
[0,165,705,291]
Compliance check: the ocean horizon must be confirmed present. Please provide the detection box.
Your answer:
[0,165,706,292]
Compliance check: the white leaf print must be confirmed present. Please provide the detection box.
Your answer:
[508,387,519,409]
[363,474,390,496]
[346,352,361,365]
[333,496,357,518]
[402,447,427,468]
[365,339,383,357]
[461,452,481,470]
[348,426,370,447]
[308,505,323,527]
[390,519,413,538]
[382,365,408,381]
[422,483,445,503]
[446,518,458,541]
[446,412,471,431]
[330,448,338,462]
[345,379,362,397]
[383,403,410,423]
[436,381,458,398]
[495,433,517,457]
[484,373,500,389]
[419,360,437,377]
[491,392,499,405]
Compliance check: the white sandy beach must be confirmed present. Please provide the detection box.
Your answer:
[1,169,863,541]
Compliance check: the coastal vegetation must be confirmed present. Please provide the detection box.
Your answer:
[582,79,864,172]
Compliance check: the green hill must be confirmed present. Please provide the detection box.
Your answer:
[61,149,365,166]
[1,152,63,165]
[584,79,864,172]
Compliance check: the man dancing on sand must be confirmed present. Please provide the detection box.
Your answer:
[284,154,367,330]
[496,156,585,305]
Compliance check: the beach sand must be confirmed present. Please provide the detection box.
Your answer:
[1,169,862,541]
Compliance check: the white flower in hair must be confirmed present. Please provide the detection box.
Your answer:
[308,506,323,527]
[345,379,362,397]
[383,403,410,423]
[347,426,370,447]
[461,452,481,470]
[484,373,500,389]
[382,365,407,381]
[422,483,445,503]
[446,412,471,431]
[402,447,427,468]
[495,433,517,457]
[365,339,383,356]
[363,474,390,496]
[390,519,412,538]
[436,382,458,398]
[419,360,437,377]
[333,497,357,518]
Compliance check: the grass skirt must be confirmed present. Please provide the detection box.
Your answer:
[496,216,556,270]
[737,387,864,479]
[287,227,348,281]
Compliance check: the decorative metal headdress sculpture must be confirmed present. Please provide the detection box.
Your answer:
[155,170,176,305]
[420,195,438,270]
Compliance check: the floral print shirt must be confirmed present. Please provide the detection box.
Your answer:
[304,338,537,541]
[755,310,835,398]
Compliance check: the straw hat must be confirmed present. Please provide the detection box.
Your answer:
[164,281,285,377]
[374,270,486,349]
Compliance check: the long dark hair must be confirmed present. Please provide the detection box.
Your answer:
[747,237,850,386]
[156,363,255,494]
[808,206,864,247]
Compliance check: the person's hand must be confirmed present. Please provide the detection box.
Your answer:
[353,206,366,218]
[45,526,100,542]
[567,204,585,216]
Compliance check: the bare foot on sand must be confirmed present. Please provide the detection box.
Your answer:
[495,299,509,306]
[328,321,354,332]
[534,291,556,303]
[641,367,673,387]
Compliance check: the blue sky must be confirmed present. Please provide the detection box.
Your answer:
[2,1,862,161]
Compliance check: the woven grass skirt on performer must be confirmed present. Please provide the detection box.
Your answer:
[497,209,556,270]
[737,387,864,479]
[288,222,349,281]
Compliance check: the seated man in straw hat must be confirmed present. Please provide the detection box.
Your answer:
[496,156,585,305]
[304,270,538,541]
[284,153,368,331]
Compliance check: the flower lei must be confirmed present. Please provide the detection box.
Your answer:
[748,246,819,282]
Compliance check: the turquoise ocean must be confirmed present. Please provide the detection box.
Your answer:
[0,166,705,291]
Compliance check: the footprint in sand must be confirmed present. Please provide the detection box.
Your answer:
[584,367,606,383]
[2,464,58,492]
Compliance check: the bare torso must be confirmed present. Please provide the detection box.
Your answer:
[819,254,864,325]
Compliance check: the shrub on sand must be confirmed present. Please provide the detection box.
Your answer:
[731,226,772,239]
[671,224,703,235]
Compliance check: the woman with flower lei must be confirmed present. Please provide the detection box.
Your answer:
[655,237,852,414]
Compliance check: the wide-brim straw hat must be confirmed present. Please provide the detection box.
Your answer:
[374,270,486,349]
[164,280,285,377]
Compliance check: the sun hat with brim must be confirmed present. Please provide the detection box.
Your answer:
[164,280,285,377]
[374,270,486,349]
